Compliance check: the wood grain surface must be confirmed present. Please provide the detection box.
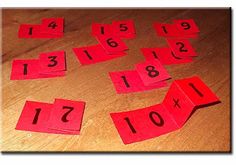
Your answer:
[1,8,231,152]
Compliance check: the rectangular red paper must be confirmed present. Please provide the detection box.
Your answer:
[141,47,193,65]
[91,23,113,37]
[47,99,86,133]
[40,18,64,35]
[135,60,171,86]
[96,35,128,54]
[112,20,136,38]
[167,39,197,58]
[73,44,126,65]
[109,70,167,94]
[110,104,179,144]
[173,19,200,35]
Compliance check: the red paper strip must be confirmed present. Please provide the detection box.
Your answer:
[109,70,167,94]
[110,104,179,144]
[91,23,113,37]
[167,39,197,58]
[96,35,128,54]
[18,24,62,39]
[135,60,171,86]
[40,18,64,35]
[15,101,53,133]
[173,19,200,35]
[141,47,193,65]
[39,50,66,74]
[112,20,136,38]
[47,99,85,133]
[73,44,126,65]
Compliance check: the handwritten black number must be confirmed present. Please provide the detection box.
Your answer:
[181,22,191,30]
[124,117,136,133]
[189,83,204,97]
[145,65,159,78]
[120,24,128,31]
[149,111,164,127]
[28,27,33,35]
[106,38,118,47]
[176,42,188,52]
[83,50,93,60]
[161,26,168,34]
[101,26,105,34]
[48,21,57,29]
[48,56,58,67]
[61,106,74,122]
[121,76,130,88]
[23,64,28,75]
[32,108,41,125]
[152,51,158,59]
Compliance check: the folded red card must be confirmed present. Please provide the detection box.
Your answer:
[73,44,126,65]
[112,20,136,38]
[47,99,85,134]
[15,101,53,133]
[39,50,66,74]
[173,19,200,35]
[167,39,197,58]
[18,24,62,39]
[141,47,193,65]
[40,18,64,35]
[11,59,65,80]
[91,23,113,37]
[135,60,171,86]
[110,104,179,144]
[96,35,128,54]
[109,70,167,94]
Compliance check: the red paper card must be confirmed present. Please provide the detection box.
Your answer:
[135,60,171,86]
[110,104,179,144]
[173,19,200,35]
[109,70,167,94]
[15,101,53,133]
[153,22,181,37]
[40,18,64,35]
[96,35,128,54]
[73,44,126,65]
[39,50,66,74]
[141,47,193,65]
[175,76,220,107]
[91,23,113,36]
[112,20,136,38]
[167,39,197,58]
[18,24,61,39]
[47,99,85,133]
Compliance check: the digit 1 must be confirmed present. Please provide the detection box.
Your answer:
[149,111,164,126]
[161,26,168,34]
[101,26,105,34]
[121,76,130,88]
[124,117,136,133]
[23,64,28,75]
[151,51,158,59]
[29,27,33,35]
[83,50,93,60]
[32,108,41,124]
[189,83,204,97]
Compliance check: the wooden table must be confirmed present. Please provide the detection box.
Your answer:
[1,8,231,152]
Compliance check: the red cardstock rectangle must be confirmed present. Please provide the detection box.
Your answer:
[91,23,113,37]
[173,19,200,35]
[110,104,179,144]
[109,70,167,94]
[40,18,64,35]
[112,20,136,38]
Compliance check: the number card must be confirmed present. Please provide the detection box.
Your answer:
[110,104,179,144]
[73,44,126,65]
[91,23,113,37]
[141,47,193,65]
[167,39,197,58]
[15,101,53,133]
[109,70,167,94]
[96,35,128,54]
[135,60,171,86]
[40,18,64,36]
[112,20,136,39]
[47,99,86,134]
[153,23,181,37]
[39,50,66,74]
[173,19,200,35]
